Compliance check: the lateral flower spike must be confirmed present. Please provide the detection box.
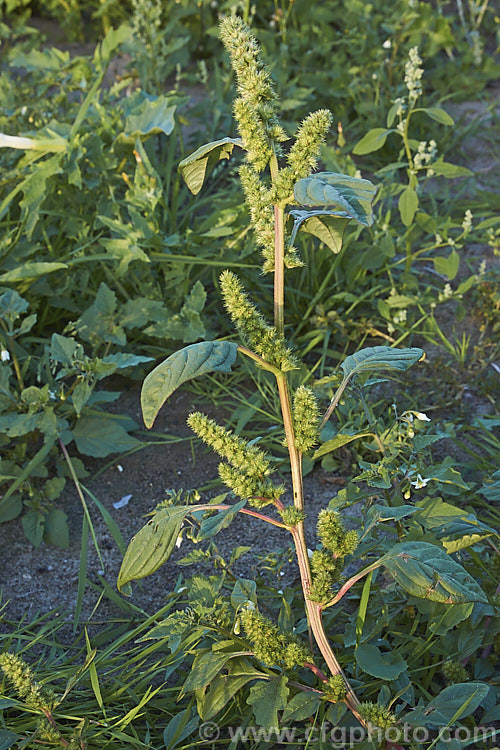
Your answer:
[292,385,320,453]
[219,270,296,371]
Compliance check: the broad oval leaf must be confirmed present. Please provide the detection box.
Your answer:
[413,106,454,126]
[179,137,243,195]
[294,172,377,227]
[405,682,489,726]
[141,341,238,428]
[383,541,488,604]
[341,345,423,380]
[356,643,408,680]
[312,431,373,460]
[288,208,350,253]
[184,651,250,692]
[399,185,419,227]
[118,506,194,592]
[353,127,394,155]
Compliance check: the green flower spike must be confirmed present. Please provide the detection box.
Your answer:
[292,385,320,453]
[219,270,296,371]
[240,607,312,669]
[358,701,397,730]
[324,674,348,702]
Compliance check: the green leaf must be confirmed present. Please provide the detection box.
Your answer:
[247,675,289,728]
[289,209,350,253]
[197,657,264,720]
[184,651,250,692]
[405,683,489,726]
[0,729,19,749]
[433,250,459,280]
[294,172,377,227]
[163,708,199,750]
[0,495,22,523]
[399,185,419,227]
[356,643,408,680]
[414,107,454,126]
[382,542,488,604]
[341,346,423,380]
[72,415,141,457]
[312,431,373,460]
[74,282,126,347]
[43,508,69,548]
[282,692,321,722]
[0,262,67,283]
[353,128,393,155]
[198,499,246,541]
[22,510,45,547]
[231,578,257,610]
[141,341,238,428]
[101,353,154,369]
[122,95,177,140]
[431,158,473,179]
[118,505,194,591]
[179,137,243,195]
[362,504,418,536]
[415,497,497,552]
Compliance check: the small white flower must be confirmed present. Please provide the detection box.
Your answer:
[117,464,124,472]
[411,474,431,489]
[0,349,10,362]
[383,39,392,49]
[415,412,431,422]
[175,534,183,548]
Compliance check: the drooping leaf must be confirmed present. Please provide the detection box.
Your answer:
[72,415,141,457]
[247,675,289,728]
[353,127,394,155]
[141,341,238,428]
[288,208,350,253]
[198,499,246,541]
[118,506,195,591]
[179,137,244,195]
[382,542,488,604]
[414,106,454,126]
[405,683,489,726]
[362,504,418,537]
[294,172,377,227]
[356,643,408,680]
[341,346,423,381]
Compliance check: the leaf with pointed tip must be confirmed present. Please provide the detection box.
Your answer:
[141,341,238,428]
[118,505,195,592]
[288,208,350,253]
[341,345,423,381]
[294,172,377,227]
[353,127,394,155]
[405,682,489,726]
[382,541,488,604]
[179,137,244,195]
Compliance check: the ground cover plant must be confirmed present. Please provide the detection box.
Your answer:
[0,2,499,749]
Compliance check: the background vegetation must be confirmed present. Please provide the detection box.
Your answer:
[0,0,498,748]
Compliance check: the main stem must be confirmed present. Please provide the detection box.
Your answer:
[270,173,364,727]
